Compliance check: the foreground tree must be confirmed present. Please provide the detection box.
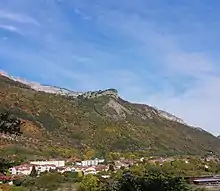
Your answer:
[0,158,13,174]
[79,174,101,191]
[103,171,190,191]
[30,166,38,177]
[35,173,65,191]
[0,111,22,174]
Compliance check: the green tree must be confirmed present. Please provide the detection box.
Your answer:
[108,164,115,172]
[0,158,11,173]
[79,174,100,191]
[35,172,65,191]
[11,186,28,191]
[21,176,36,188]
[64,171,82,182]
[104,171,190,191]
[13,179,23,186]
[30,166,38,177]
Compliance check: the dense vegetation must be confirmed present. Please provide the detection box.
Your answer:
[1,75,220,159]
[0,111,22,135]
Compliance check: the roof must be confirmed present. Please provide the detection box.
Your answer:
[85,167,96,171]
[94,165,108,171]
[13,164,33,170]
[194,178,220,182]
[0,175,18,181]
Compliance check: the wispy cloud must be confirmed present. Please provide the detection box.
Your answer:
[0,24,22,35]
[0,10,40,26]
[95,9,216,79]
[74,8,91,20]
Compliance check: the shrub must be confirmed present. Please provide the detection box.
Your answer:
[35,172,65,191]
[13,179,23,186]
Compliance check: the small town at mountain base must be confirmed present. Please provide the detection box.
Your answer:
[2,155,220,190]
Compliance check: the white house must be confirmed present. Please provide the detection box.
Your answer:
[10,164,57,175]
[84,167,97,175]
[76,158,105,167]
[30,160,65,167]
[57,166,76,174]
[10,164,33,175]
[36,164,56,173]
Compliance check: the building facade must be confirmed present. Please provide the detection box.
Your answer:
[30,160,65,167]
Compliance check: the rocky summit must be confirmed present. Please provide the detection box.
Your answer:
[0,72,220,159]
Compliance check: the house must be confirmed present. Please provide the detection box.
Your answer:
[76,158,105,167]
[56,166,75,174]
[94,165,108,172]
[73,164,108,175]
[114,159,133,169]
[56,167,66,174]
[84,167,97,175]
[10,164,57,175]
[101,175,110,179]
[204,156,219,162]
[30,160,65,167]
[37,164,56,173]
[66,157,81,163]
[10,164,33,176]
[74,166,85,173]
[193,178,220,185]
[0,173,13,183]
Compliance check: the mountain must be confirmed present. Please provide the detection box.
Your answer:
[0,71,220,159]
[0,71,82,97]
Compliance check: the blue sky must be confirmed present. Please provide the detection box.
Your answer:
[0,0,220,135]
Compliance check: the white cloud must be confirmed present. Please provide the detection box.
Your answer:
[0,24,22,34]
[146,75,220,135]
[0,10,39,26]
[104,12,216,78]
[74,8,91,20]
[165,52,215,78]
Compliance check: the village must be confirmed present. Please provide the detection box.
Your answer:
[1,157,141,182]
[1,155,220,189]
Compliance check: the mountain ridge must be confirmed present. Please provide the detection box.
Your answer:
[0,71,187,126]
[0,70,219,159]
[0,71,120,99]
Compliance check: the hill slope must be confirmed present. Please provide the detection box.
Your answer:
[0,74,219,159]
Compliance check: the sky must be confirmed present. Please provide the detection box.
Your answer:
[0,0,220,135]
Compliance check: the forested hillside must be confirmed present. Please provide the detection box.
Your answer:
[0,75,219,159]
